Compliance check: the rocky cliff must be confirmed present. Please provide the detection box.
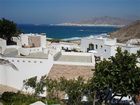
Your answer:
[110,20,140,43]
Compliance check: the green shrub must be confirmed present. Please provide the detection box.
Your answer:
[1,92,16,102]
[1,91,61,105]
[1,92,39,105]
[47,98,60,105]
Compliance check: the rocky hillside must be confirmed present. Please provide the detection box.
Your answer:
[110,20,140,43]
[57,16,132,26]
[76,16,131,26]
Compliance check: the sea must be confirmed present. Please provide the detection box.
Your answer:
[17,24,120,40]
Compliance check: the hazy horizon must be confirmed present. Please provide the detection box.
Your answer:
[0,0,140,24]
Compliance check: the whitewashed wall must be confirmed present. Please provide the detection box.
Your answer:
[20,35,28,46]
[0,65,7,85]
[0,38,6,54]
[20,34,47,48]
[80,37,117,59]
[122,46,140,54]
[62,52,92,56]
[40,35,46,48]
[104,38,116,45]
[2,56,53,90]
[80,38,107,53]
[54,52,95,66]
[19,47,43,55]
[54,61,94,66]
[102,45,117,59]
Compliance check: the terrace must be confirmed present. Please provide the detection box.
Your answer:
[54,52,95,66]
[3,47,49,59]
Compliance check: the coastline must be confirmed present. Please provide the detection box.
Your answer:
[18,24,119,40]
[47,33,108,42]
[51,23,124,27]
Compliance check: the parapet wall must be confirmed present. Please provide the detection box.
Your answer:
[62,52,92,56]
[1,56,53,90]
[19,47,43,55]
[54,51,95,66]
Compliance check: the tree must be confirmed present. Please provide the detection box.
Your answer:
[0,18,20,45]
[137,50,140,58]
[45,77,59,99]
[23,76,47,96]
[90,47,140,104]
[59,77,86,105]
[23,76,37,91]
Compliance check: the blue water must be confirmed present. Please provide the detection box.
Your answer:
[17,24,119,39]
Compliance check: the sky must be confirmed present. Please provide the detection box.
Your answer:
[0,0,140,24]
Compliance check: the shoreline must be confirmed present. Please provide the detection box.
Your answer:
[47,34,108,42]
[51,23,124,27]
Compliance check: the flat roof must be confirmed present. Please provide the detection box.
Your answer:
[17,52,48,59]
[55,55,92,63]
[4,48,18,57]
[4,48,48,59]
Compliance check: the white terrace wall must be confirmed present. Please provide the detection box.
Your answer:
[40,35,47,48]
[100,45,117,59]
[12,37,22,47]
[0,38,6,54]
[20,35,28,46]
[122,46,140,54]
[61,52,92,56]
[54,52,95,66]
[3,56,53,90]
[0,65,7,85]
[19,47,43,55]
[6,45,19,49]
[54,61,94,66]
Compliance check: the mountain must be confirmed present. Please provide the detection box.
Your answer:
[110,20,140,43]
[76,16,131,26]
[56,16,132,26]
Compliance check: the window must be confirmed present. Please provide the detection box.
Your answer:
[12,60,14,62]
[17,60,19,62]
[89,43,94,50]
[23,60,25,62]
[40,61,42,63]
[34,61,37,63]
[101,45,103,48]
[96,44,98,49]
[28,61,31,63]
[104,49,106,52]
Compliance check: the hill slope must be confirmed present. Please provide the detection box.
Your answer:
[76,16,131,26]
[110,20,140,43]
[57,16,132,26]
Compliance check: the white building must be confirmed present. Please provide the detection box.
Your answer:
[0,33,53,91]
[49,42,80,52]
[81,36,117,59]
[14,33,47,48]
[0,33,95,94]
[81,36,140,59]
